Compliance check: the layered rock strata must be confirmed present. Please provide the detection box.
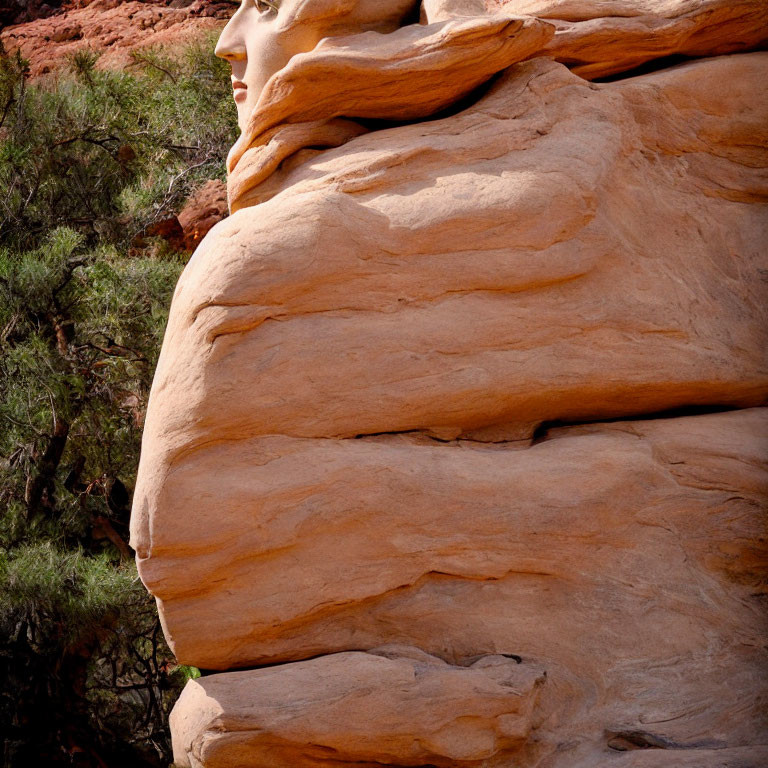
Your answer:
[154,407,768,766]
[129,1,768,766]
[171,648,546,767]
[132,52,768,517]
[509,0,768,79]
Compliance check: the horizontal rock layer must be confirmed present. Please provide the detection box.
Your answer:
[130,53,768,495]
[171,648,546,767]
[503,0,768,79]
[163,406,768,764]
[148,404,768,666]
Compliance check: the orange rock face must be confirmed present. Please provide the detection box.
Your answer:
[505,0,768,79]
[171,648,546,767]
[128,1,768,766]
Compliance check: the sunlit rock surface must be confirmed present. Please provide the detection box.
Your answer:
[129,1,768,765]
[171,648,546,767]
[508,0,768,79]
[159,406,768,766]
[0,0,232,78]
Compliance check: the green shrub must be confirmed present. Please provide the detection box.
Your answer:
[0,34,235,767]
[0,35,235,251]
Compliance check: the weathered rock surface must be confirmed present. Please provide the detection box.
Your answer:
[503,0,768,79]
[140,405,768,669]
[128,3,768,766]
[146,407,768,765]
[581,747,768,768]
[171,648,546,767]
[0,0,232,78]
[130,53,768,484]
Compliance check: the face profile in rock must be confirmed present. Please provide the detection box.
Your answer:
[215,0,419,131]
[215,0,549,212]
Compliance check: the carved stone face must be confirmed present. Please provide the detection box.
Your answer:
[215,0,418,130]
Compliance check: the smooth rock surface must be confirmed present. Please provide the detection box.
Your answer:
[130,53,768,506]
[502,0,768,79]
[171,648,546,767]
[127,5,768,767]
[226,13,555,211]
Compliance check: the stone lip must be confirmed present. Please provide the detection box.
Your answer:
[171,647,547,768]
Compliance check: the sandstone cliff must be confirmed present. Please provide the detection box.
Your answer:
[128,1,768,766]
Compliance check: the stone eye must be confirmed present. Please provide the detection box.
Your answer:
[254,0,279,12]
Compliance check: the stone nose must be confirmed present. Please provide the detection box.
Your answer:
[214,4,248,61]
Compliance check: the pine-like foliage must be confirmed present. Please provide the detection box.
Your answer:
[0,38,237,767]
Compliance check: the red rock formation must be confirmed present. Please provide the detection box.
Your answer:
[0,0,234,78]
[177,179,228,251]
[0,0,62,27]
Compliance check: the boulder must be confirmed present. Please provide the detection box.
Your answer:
[171,648,546,767]
[177,179,228,251]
